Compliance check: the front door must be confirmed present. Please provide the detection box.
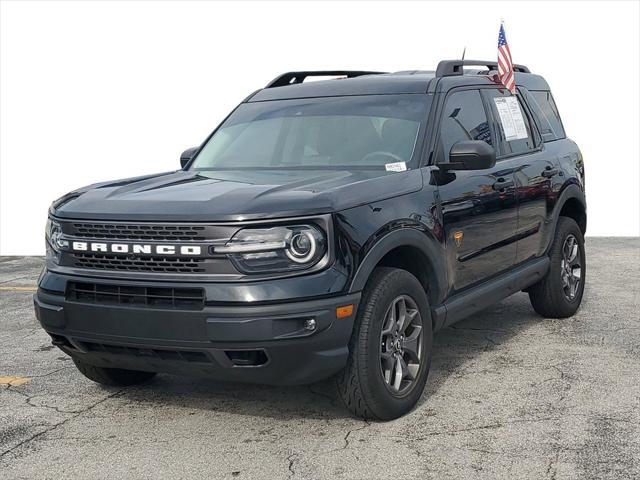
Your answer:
[433,89,519,293]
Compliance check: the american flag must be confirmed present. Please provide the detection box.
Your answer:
[497,23,516,94]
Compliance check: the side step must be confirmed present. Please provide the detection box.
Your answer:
[431,256,550,330]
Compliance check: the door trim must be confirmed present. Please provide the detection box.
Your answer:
[460,224,540,262]
[431,256,549,331]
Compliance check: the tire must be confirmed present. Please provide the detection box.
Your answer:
[529,216,586,318]
[336,267,433,420]
[72,357,156,386]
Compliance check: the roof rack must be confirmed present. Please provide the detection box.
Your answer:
[266,70,386,88]
[435,60,530,77]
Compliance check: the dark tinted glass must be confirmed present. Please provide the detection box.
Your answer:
[435,89,491,163]
[484,89,535,156]
[190,95,430,171]
[528,90,566,141]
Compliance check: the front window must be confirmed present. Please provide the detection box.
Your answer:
[190,95,430,171]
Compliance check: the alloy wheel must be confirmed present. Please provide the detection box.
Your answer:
[379,295,423,396]
[561,234,582,301]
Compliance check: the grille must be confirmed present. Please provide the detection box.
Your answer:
[70,222,207,241]
[57,220,238,276]
[67,281,205,310]
[77,340,211,363]
[71,253,206,273]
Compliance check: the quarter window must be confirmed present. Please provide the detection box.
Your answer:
[528,90,566,141]
[435,90,492,164]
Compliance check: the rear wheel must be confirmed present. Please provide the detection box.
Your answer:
[72,358,156,386]
[336,267,432,420]
[529,216,586,318]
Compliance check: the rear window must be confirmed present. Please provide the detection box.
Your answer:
[528,90,566,141]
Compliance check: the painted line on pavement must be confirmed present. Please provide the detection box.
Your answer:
[0,376,30,386]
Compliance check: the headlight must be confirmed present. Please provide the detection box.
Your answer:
[216,225,327,274]
[45,218,69,256]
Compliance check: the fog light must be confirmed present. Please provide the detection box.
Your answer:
[304,319,316,331]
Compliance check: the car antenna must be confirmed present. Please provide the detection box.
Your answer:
[461,46,466,61]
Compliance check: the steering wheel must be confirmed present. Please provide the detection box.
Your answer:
[361,151,404,164]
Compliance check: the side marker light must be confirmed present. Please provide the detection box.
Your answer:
[336,304,354,319]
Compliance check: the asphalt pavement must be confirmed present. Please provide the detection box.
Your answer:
[1,238,638,479]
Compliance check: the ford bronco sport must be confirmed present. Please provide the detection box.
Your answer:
[35,60,586,419]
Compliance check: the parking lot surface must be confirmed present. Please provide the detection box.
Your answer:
[1,238,638,479]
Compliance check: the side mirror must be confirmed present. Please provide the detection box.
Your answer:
[180,147,199,168]
[441,140,496,171]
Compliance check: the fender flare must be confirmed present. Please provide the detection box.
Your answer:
[348,228,447,305]
[546,183,587,252]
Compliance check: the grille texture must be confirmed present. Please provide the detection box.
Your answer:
[77,340,211,363]
[71,253,206,273]
[57,220,238,276]
[67,281,205,310]
[70,222,207,241]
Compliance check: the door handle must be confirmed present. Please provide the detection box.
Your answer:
[492,178,514,191]
[542,167,560,178]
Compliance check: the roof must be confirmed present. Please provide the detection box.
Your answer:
[247,61,551,102]
[249,73,435,102]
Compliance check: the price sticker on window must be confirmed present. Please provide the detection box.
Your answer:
[494,97,528,141]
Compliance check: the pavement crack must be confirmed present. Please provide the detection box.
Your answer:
[4,328,42,344]
[415,416,563,439]
[2,367,74,410]
[342,419,370,450]
[546,449,560,480]
[24,394,85,414]
[30,366,72,379]
[286,452,298,478]
[0,389,124,461]
[320,419,371,457]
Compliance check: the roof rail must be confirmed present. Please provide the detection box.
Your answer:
[265,70,386,88]
[435,60,530,77]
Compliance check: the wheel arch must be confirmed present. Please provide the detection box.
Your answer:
[348,228,447,311]
[550,184,587,248]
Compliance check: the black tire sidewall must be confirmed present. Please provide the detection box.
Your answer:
[544,217,586,315]
[358,268,433,419]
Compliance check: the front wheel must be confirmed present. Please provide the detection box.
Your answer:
[336,267,432,420]
[528,216,586,318]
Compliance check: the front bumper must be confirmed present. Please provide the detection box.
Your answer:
[34,271,360,385]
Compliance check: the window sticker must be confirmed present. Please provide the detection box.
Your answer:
[493,97,528,141]
[385,162,407,172]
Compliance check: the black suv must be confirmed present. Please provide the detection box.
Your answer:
[35,60,586,420]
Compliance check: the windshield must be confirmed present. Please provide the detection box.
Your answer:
[189,95,430,171]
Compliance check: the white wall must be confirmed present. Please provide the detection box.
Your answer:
[1,0,638,255]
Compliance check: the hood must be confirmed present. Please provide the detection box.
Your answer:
[53,169,423,221]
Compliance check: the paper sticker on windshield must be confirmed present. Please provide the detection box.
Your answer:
[493,97,528,141]
[385,162,407,172]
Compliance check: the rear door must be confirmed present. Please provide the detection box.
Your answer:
[483,87,560,263]
[433,89,519,293]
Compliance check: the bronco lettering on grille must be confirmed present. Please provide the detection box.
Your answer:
[71,242,202,256]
